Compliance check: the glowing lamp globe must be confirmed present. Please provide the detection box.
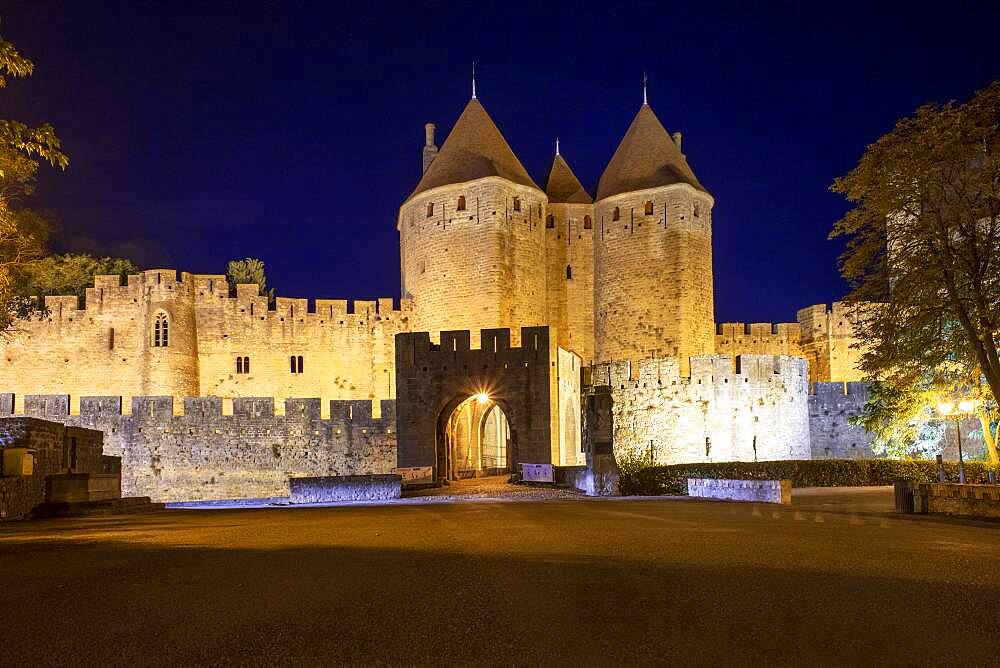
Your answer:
[937,402,955,416]
[958,400,976,413]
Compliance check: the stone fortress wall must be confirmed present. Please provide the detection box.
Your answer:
[591,354,811,465]
[0,393,394,502]
[715,302,865,384]
[716,303,874,459]
[545,201,595,364]
[0,269,410,417]
[808,382,874,459]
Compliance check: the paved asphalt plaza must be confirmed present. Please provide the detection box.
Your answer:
[1,484,998,665]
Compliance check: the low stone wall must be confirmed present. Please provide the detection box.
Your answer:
[687,478,791,504]
[0,418,108,520]
[48,473,121,503]
[289,474,402,503]
[912,483,1000,519]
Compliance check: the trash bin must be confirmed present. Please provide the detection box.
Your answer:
[893,479,914,513]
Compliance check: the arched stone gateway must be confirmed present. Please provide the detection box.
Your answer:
[395,326,583,482]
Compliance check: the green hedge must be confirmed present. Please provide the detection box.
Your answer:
[620,459,1000,496]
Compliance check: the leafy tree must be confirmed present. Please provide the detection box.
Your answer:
[831,81,1000,463]
[0,35,68,333]
[15,253,140,301]
[226,257,275,304]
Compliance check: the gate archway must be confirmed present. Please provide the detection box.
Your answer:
[436,394,512,480]
[395,326,572,483]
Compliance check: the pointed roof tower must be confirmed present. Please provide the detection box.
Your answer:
[545,141,592,204]
[406,98,539,202]
[596,104,707,200]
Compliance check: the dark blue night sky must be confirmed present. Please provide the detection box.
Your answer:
[5,1,999,322]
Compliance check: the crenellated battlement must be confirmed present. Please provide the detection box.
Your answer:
[33,269,412,324]
[590,354,808,389]
[4,392,395,427]
[810,381,870,399]
[395,326,553,369]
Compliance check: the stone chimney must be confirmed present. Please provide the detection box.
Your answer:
[672,131,682,153]
[422,123,438,174]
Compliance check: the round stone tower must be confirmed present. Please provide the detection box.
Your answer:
[593,103,715,372]
[398,97,547,344]
[140,269,200,400]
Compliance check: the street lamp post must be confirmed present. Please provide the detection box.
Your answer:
[937,400,976,485]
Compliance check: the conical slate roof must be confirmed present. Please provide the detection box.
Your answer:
[545,153,592,204]
[596,104,706,200]
[407,99,539,201]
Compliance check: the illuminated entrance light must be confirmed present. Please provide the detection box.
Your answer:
[476,392,490,404]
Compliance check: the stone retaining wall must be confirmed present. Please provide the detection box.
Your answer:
[687,478,791,504]
[912,483,1000,519]
[289,474,402,503]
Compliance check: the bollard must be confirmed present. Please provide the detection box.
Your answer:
[893,479,914,513]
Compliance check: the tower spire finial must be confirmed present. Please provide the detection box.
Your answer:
[472,61,477,100]
[555,137,560,156]
[643,71,648,106]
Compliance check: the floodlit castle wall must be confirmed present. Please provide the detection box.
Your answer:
[3,393,395,502]
[796,302,865,383]
[0,270,410,416]
[591,354,810,465]
[545,202,595,364]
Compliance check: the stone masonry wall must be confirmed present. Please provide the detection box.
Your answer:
[0,269,410,416]
[797,302,865,383]
[716,303,866,384]
[808,382,875,459]
[591,354,810,465]
[398,177,548,347]
[545,202,595,364]
[594,184,715,374]
[0,417,106,520]
[2,393,395,503]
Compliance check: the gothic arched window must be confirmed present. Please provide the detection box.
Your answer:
[153,313,169,348]
[457,196,466,211]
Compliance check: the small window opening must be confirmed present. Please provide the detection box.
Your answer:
[566,265,573,280]
[153,313,169,347]
[612,207,620,221]
[513,197,521,212]
[583,215,592,229]
[426,202,434,218]
[545,214,554,228]
[644,200,654,215]
[108,327,115,350]
[457,195,466,211]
